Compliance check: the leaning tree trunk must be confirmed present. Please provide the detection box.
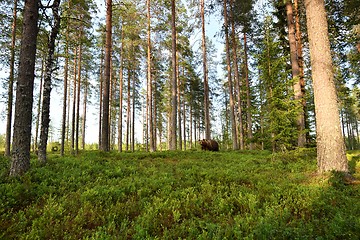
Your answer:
[304,0,348,173]
[10,0,39,177]
[5,0,18,157]
[38,0,61,164]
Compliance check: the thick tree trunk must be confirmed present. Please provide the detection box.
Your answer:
[10,0,39,177]
[169,0,177,150]
[304,0,348,173]
[101,0,112,151]
[201,0,211,140]
[38,0,61,164]
[5,0,18,157]
[224,0,239,150]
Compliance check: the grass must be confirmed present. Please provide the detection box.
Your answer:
[1,149,360,239]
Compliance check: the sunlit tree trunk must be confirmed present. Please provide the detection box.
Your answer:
[229,0,244,149]
[101,0,112,151]
[98,46,104,149]
[81,80,88,150]
[5,0,18,157]
[34,60,44,153]
[286,0,306,147]
[224,0,239,150]
[200,0,211,140]
[38,0,61,163]
[118,36,124,152]
[304,0,348,173]
[243,33,253,150]
[71,48,77,154]
[126,70,131,151]
[169,0,177,150]
[10,0,39,177]
[294,0,307,146]
[146,0,155,152]
[75,41,82,155]
[61,8,70,156]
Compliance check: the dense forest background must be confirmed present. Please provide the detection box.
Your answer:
[0,0,359,154]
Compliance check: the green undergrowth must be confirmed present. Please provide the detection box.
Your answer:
[0,149,359,239]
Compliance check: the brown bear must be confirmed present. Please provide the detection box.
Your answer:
[199,139,219,151]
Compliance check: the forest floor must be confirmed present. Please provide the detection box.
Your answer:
[1,149,360,239]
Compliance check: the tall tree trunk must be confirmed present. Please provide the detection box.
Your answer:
[243,33,253,150]
[10,0,39,177]
[146,0,155,152]
[229,0,244,149]
[101,0,112,151]
[5,0,18,157]
[177,63,182,150]
[224,0,239,150]
[34,60,44,153]
[304,0,348,173]
[201,0,211,140]
[126,70,131,151]
[118,37,124,152]
[294,0,307,146]
[98,47,104,149]
[61,7,70,156]
[286,0,306,147]
[81,80,88,149]
[75,42,82,155]
[71,48,77,154]
[169,0,177,150]
[131,71,135,152]
[38,0,61,164]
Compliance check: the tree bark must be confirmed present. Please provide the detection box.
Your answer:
[286,0,306,148]
[38,0,61,164]
[101,0,112,151]
[81,80,88,149]
[61,5,70,156]
[10,0,39,177]
[304,0,348,173]
[75,41,82,154]
[71,47,77,154]
[229,0,244,149]
[243,33,253,150]
[5,0,18,157]
[118,33,124,152]
[224,0,239,150]
[169,0,177,150]
[146,0,155,152]
[201,0,211,140]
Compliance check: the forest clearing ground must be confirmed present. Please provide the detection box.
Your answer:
[0,149,359,239]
